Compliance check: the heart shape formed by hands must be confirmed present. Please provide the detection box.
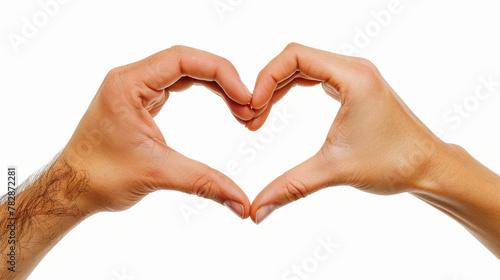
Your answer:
[63,43,440,226]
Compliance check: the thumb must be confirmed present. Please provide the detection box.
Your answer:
[250,152,336,224]
[156,149,250,219]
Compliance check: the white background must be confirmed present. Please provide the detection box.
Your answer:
[1,0,500,279]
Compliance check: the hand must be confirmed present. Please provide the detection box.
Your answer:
[249,43,445,224]
[62,46,253,217]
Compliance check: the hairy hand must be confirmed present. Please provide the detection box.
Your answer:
[61,46,253,217]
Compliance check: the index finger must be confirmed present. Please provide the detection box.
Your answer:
[251,43,359,109]
[140,45,252,105]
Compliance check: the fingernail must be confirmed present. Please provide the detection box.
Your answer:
[255,204,277,225]
[224,200,244,219]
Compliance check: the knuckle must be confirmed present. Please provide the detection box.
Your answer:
[214,56,234,76]
[347,57,384,92]
[353,57,376,69]
[256,67,270,82]
[191,168,215,199]
[284,42,303,52]
[106,66,125,83]
[169,45,185,54]
[220,57,234,70]
[110,66,130,82]
[162,45,185,66]
[282,175,308,202]
[351,57,380,80]
[103,66,145,108]
[102,66,127,94]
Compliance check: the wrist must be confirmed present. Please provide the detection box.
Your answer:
[409,142,500,259]
[40,153,96,219]
[409,141,458,195]
[410,141,500,203]
[0,154,93,277]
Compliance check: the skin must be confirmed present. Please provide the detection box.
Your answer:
[0,46,255,280]
[1,43,499,280]
[248,43,500,259]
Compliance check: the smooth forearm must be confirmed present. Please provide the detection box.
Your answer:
[411,143,500,258]
[0,157,91,280]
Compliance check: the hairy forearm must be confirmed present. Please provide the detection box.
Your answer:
[411,143,500,259]
[0,156,91,280]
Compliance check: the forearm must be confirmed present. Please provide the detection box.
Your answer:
[0,156,91,280]
[411,143,500,258]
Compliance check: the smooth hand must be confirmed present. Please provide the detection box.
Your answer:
[249,43,445,224]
